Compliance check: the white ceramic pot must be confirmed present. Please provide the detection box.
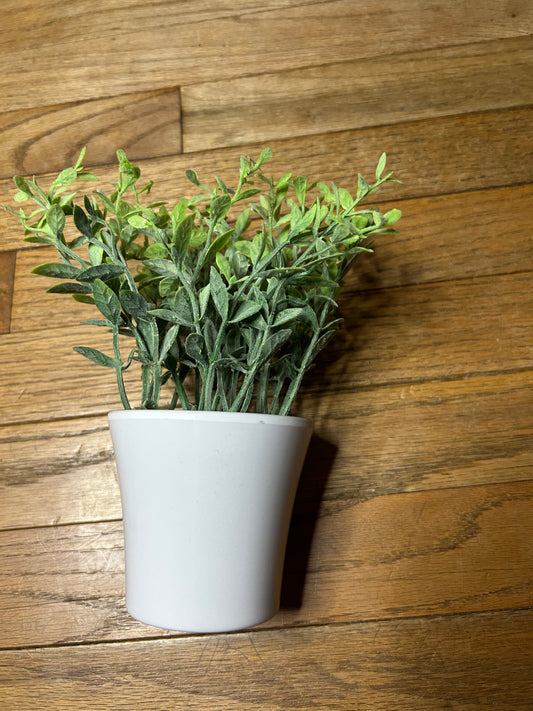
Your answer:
[108,410,312,633]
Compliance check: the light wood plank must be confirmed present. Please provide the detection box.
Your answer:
[0,415,121,530]
[2,108,532,252]
[0,481,531,647]
[0,88,181,180]
[182,35,533,151]
[1,271,531,424]
[10,183,533,334]
[0,250,15,334]
[1,610,532,710]
[2,1,531,112]
[1,371,531,530]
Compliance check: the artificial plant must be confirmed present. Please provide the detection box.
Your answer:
[5,148,400,414]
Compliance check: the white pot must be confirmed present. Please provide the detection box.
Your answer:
[108,410,312,633]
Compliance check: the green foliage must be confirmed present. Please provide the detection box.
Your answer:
[4,148,401,414]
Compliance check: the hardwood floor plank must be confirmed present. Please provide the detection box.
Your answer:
[0,481,531,647]
[1,1,531,112]
[10,183,533,334]
[1,371,531,529]
[1,610,531,710]
[182,36,533,151]
[0,415,121,530]
[0,250,15,334]
[0,88,181,180]
[2,108,532,252]
[1,271,531,424]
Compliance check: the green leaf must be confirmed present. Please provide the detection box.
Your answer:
[260,328,292,362]
[375,152,387,180]
[32,262,81,279]
[293,176,307,206]
[273,307,304,328]
[144,259,179,278]
[77,264,124,282]
[384,208,402,225]
[234,208,251,238]
[210,266,228,321]
[120,290,150,320]
[185,169,200,186]
[92,278,121,324]
[357,174,370,200]
[47,282,92,294]
[185,332,206,363]
[80,318,114,328]
[127,214,147,228]
[53,167,78,186]
[198,284,211,319]
[159,324,180,362]
[216,252,232,283]
[144,242,169,259]
[229,300,263,323]
[46,204,66,236]
[204,229,234,265]
[73,346,117,369]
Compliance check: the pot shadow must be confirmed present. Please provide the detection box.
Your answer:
[280,434,338,610]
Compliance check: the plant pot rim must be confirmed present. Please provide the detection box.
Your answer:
[108,409,311,429]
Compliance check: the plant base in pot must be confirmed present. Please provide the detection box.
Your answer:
[109,410,312,632]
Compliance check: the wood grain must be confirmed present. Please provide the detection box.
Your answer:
[1,370,531,531]
[182,36,533,151]
[0,88,182,180]
[1,1,531,112]
[1,610,532,710]
[2,107,532,252]
[0,481,531,647]
[0,250,15,333]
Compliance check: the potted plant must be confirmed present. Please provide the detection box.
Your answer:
[4,147,401,632]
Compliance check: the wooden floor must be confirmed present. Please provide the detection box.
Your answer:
[1,2,532,709]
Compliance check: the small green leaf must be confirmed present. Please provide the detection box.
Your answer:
[216,252,232,283]
[144,259,179,278]
[77,264,124,282]
[198,284,211,319]
[120,290,150,320]
[229,301,263,323]
[384,208,402,225]
[159,324,180,362]
[73,346,117,369]
[210,266,229,321]
[273,307,304,328]
[375,152,387,180]
[46,204,66,237]
[357,174,370,200]
[185,169,200,186]
[32,262,81,279]
[185,332,206,362]
[47,282,92,294]
[144,243,169,259]
[54,167,78,186]
[293,176,307,206]
[92,278,121,324]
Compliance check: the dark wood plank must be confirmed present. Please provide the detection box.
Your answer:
[0,88,182,179]
[182,36,533,151]
[1,371,531,530]
[0,250,15,334]
[0,481,531,647]
[2,1,531,111]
